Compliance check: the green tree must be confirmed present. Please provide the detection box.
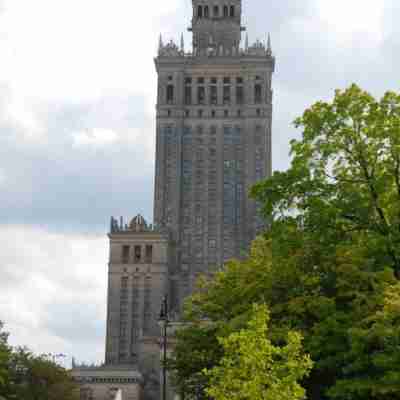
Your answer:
[250,83,400,399]
[253,84,400,278]
[0,322,78,400]
[170,85,400,400]
[205,304,312,400]
[9,348,78,400]
[328,283,400,399]
[0,322,11,397]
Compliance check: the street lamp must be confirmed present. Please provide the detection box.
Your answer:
[159,296,169,400]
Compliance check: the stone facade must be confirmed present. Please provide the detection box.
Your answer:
[154,0,275,313]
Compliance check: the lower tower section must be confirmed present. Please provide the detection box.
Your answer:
[105,215,170,400]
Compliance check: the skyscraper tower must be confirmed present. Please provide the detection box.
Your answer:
[154,0,275,312]
[98,3,275,399]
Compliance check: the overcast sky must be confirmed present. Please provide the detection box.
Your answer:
[0,0,399,366]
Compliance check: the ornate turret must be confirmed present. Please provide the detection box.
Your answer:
[190,0,244,56]
[110,215,155,233]
[156,1,274,60]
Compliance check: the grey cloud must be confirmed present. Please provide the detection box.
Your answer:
[0,94,155,233]
[42,302,105,344]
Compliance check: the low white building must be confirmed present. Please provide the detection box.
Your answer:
[71,365,143,400]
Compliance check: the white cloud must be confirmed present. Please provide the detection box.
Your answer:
[316,0,384,40]
[0,225,108,364]
[0,0,180,105]
[72,128,118,147]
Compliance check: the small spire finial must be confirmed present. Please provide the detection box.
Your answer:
[267,33,272,55]
[159,34,163,53]
[245,33,249,51]
[180,33,184,52]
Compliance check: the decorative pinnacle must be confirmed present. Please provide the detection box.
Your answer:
[180,33,184,52]
[159,34,163,52]
[245,33,249,51]
[267,33,272,55]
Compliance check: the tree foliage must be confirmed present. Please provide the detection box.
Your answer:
[8,348,78,400]
[205,304,312,400]
[0,322,11,396]
[254,84,400,277]
[0,321,78,400]
[170,85,400,400]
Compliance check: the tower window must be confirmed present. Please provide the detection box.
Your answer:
[213,6,219,17]
[209,239,217,248]
[185,77,192,84]
[134,245,141,263]
[198,6,203,18]
[198,86,205,104]
[185,86,192,105]
[256,108,261,117]
[211,110,216,118]
[167,109,171,117]
[204,6,209,18]
[223,86,231,105]
[167,85,174,104]
[224,109,229,117]
[236,86,244,104]
[122,245,130,264]
[198,109,203,118]
[230,6,235,17]
[255,84,262,104]
[223,5,228,17]
[210,85,217,105]
[145,245,153,263]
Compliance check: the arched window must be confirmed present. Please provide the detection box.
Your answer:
[213,6,219,17]
[204,6,209,17]
[167,85,174,104]
[223,5,229,17]
[254,84,262,104]
[230,5,235,17]
[198,6,203,18]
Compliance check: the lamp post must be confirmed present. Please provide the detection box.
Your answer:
[159,296,169,400]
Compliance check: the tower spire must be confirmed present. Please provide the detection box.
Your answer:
[267,33,272,55]
[159,34,163,54]
[180,33,184,53]
[245,33,249,52]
